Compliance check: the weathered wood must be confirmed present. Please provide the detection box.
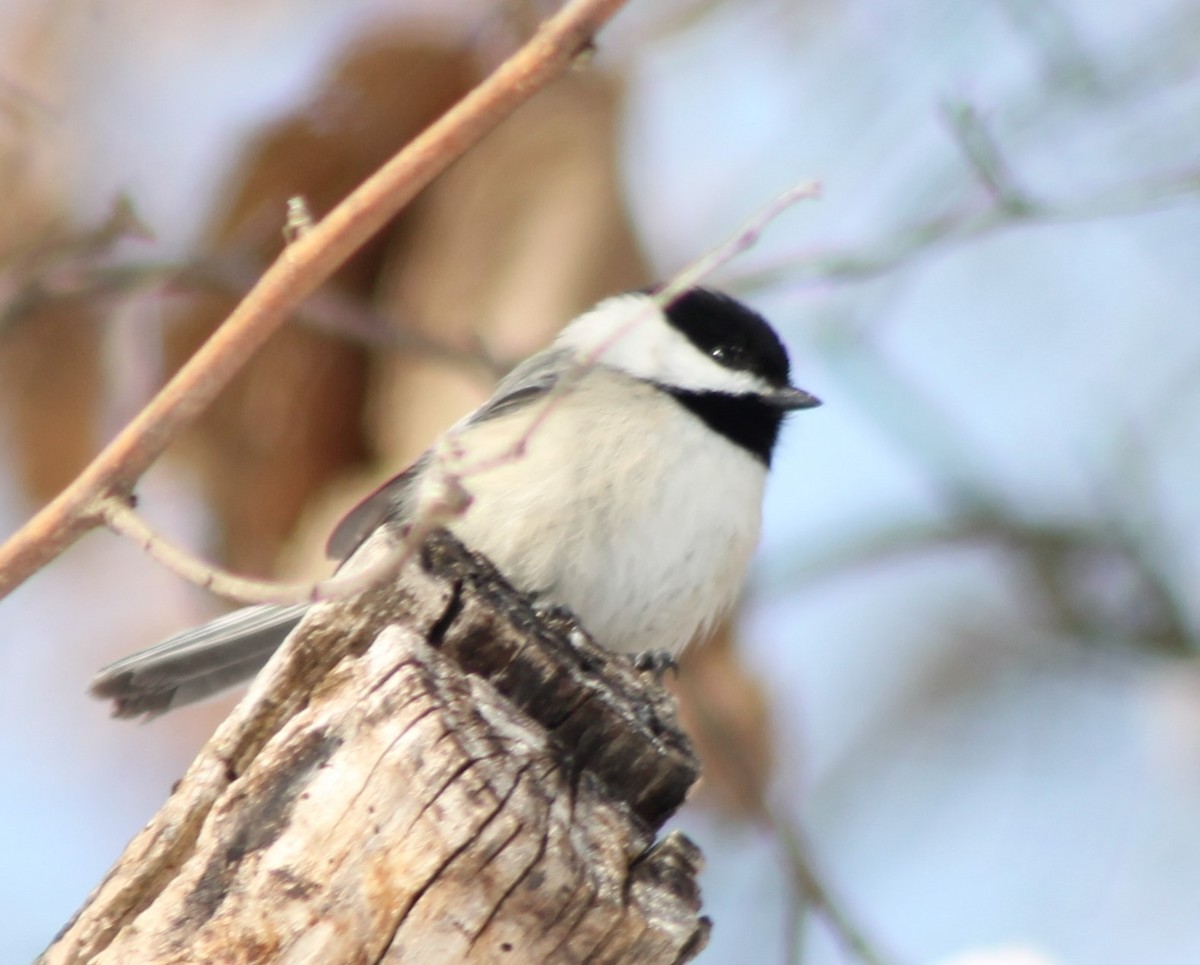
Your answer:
[44,533,708,963]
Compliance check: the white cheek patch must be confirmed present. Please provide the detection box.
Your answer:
[555,294,772,396]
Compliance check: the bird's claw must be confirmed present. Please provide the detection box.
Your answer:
[631,649,678,682]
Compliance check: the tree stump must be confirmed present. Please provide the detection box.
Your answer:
[43,532,708,963]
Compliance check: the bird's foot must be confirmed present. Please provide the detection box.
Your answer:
[631,649,678,683]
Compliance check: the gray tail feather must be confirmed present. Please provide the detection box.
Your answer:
[91,603,308,719]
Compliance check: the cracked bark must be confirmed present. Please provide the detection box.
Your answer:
[42,532,708,964]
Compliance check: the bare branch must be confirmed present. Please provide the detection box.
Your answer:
[660,181,823,298]
[939,100,1035,214]
[0,0,630,602]
[730,165,1200,293]
[1,248,512,378]
[0,195,153,331]
[99,496,422,607]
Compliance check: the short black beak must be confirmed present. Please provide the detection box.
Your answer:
[768,385,822,411]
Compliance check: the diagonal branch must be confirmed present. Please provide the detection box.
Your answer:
[0,0,630,602]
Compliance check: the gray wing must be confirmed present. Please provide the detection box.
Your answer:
[463,348,567,426]
[324,457,427,561]
[91,603,307,718]
[324,347,568,561]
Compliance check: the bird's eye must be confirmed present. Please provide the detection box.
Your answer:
[711,346,727,362]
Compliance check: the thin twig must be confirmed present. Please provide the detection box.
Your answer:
[0,252,511,378]
[0,0,630,602]
[729,165,1200,293]
[939,100,1034,214]
[98,494,462,607]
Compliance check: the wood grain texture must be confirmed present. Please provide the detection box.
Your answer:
[43,533,707,964]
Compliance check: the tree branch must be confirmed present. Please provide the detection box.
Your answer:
[730,164,1200,293]
[0,0,629,601]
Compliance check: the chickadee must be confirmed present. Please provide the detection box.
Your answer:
[92,287,820,718]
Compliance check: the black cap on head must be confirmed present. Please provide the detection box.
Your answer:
[647,286,818,465]
[658,287,793,387]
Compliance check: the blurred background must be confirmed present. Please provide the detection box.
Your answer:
[3,0,1199,962]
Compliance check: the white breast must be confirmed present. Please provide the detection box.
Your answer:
[418,370,767,655]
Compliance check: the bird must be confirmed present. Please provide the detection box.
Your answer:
[91,287,820,718]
